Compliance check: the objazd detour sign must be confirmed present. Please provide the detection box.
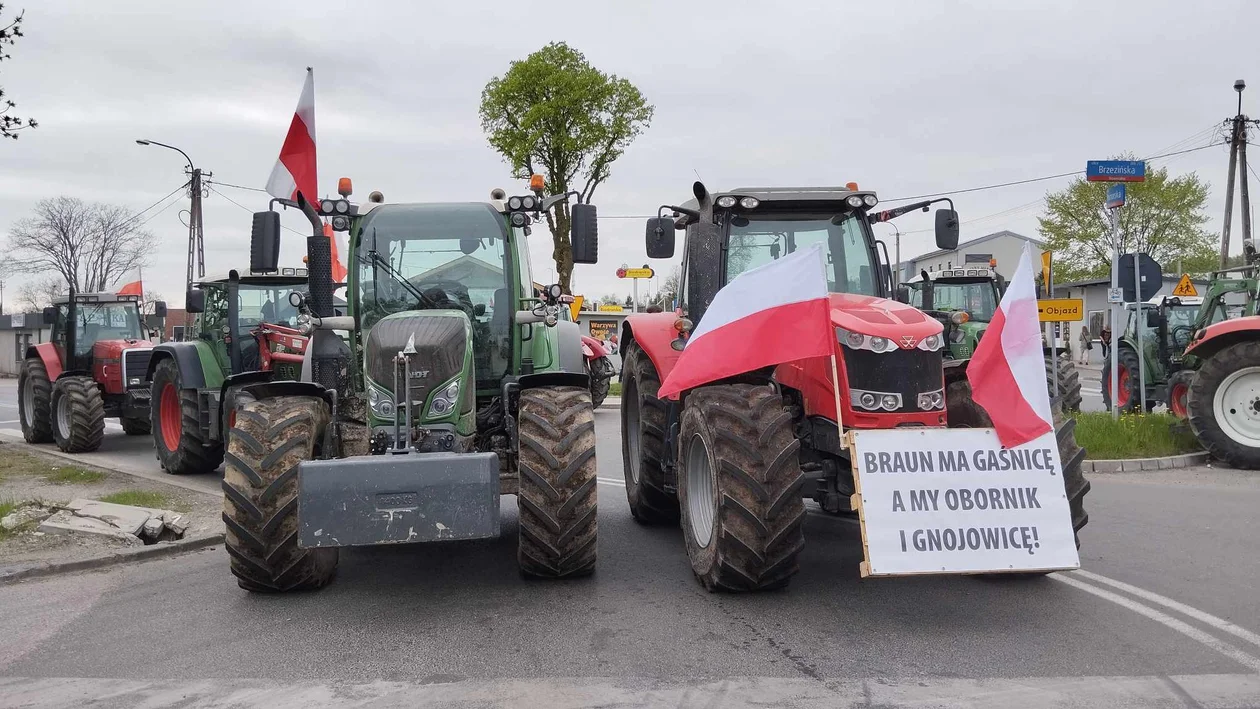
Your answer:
[848,427,1080,576]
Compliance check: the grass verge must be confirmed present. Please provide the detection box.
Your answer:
[44,467,107,484]
[96,490,172,509]
[1073,412,1202,460]
[0,498,18,541]
[609,381,622,397]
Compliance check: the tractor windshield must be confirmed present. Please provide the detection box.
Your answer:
[908,279,999,322]
[68,302,143,354]
[724,212,879,295]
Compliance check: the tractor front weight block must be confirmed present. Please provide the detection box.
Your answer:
[298,451,500,548]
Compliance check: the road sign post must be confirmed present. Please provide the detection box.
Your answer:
[1133,253,1146,411]
[1048,254,1058,400]
[1091,160,1147,418]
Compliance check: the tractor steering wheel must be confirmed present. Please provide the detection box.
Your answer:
[1171,325,1195,348]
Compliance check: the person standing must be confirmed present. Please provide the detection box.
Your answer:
[1099,323,1111,362]
[1078,325,1092,364]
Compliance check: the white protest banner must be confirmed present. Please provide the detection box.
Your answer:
[849,427,1080,576]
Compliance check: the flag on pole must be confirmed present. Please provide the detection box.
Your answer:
[117,280,143,296]
[324,222,348,283]
[265,68,317,206]
[967,242,1054,448]
[657,244,833,400]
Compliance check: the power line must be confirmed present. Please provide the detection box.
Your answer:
[133,191,187,229]
[207,179,268,193]
[121,181,190,228]
[208,185,307,236]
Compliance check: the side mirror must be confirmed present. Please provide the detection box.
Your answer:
[934,209,960,251]
[473,303,486,317]
[186,289,206,314]
[895,286,910,303]
[153,301,168,319]
[250,211,281,273]
[42,306,56,325]
[1146,309,1160,328]
[570,203,599,264]
[645,217,676,259]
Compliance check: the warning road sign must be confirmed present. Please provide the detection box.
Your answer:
[1172,274,1198,297]
[1037,298,1084,322]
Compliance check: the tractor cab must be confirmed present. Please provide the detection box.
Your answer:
[903,267,1003,359]
[186,269,309,377]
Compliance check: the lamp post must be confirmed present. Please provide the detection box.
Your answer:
[886,223,903,290]
[136,139,208,291]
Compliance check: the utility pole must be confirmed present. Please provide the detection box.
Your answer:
[136,140,209,293]
[1219,80,1248,267]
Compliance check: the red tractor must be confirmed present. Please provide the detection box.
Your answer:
[1183,315,1260,468]
[619,183,1090,591]
[18,291,167,453]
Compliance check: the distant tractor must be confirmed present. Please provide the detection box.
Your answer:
[903,264,1082,412]
[620,183,1090,591]
[147,270,309,475]
[19,292,167,453]
[220,179,601,592]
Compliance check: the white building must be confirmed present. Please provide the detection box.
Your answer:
[899,230,1045,284]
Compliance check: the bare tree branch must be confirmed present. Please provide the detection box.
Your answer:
[7,197,156,292]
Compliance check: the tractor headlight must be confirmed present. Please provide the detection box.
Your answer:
[863,194,878,207]
[510,212,529,227]
[508,196,523,210]
[368,382,397,419]
[851,388,902,411]
[917,388,945,411]
[739,196,760,209]
[716,196,738,208]
[846,195,864,208]
[427,379,461,419]
[919,334,943,351]
[521,195,537,210]
[869,336,889,352]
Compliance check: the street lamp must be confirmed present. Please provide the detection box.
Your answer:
[136,138,206,284]
[885,223,903,290]
[135,139,194,171]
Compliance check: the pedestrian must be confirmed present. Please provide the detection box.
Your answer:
[1099,324,1111,361]
[1078,325,1092,365]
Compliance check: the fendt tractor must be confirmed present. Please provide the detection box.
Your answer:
[19,291,167,453]
[221,179,601,592]
[147,270,310,475]
[619,183,1090,591]
[904,263,1082,412]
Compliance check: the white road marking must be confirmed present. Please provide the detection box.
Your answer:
[1051,573,1260,672]
[597,477,624,488]
[1071,569,1260,650]
[0,402,18,408]
[0,419,18,424]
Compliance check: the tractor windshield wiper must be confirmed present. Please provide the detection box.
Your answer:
[363,250,437,309]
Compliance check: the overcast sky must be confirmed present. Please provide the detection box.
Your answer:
[2,0,1258,308]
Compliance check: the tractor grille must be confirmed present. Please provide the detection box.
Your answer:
[842,347,942,413]
[121,348,153,389]
[365,314,467,407]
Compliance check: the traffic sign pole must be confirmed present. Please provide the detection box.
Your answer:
[1110,209,1121,419]
[1049,257,1059,401]
[1134,251,1146,411]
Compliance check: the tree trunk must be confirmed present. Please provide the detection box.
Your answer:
[551,206,574,293]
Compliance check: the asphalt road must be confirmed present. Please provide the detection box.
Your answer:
[1,379,1259,707]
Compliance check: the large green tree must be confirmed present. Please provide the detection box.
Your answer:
[479,42,653,292]
[1038,159,1216,282]
[1,5,37,140]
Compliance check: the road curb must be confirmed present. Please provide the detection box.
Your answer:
[1084,451,1210,473]
[0,436,219,498]
[0,532,224,586]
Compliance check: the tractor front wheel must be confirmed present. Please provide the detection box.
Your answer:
[222,395,337,592]
[516,385,598,578]
[587,356,615,409]
[1167,370,1194,419]
[1188,342,1260,469]
[620,343,679,524]
[51,376,106,453]
[1103,347,1142,413]
[151,358,223,475]
[18,357,53,444]
[677,384,806,592]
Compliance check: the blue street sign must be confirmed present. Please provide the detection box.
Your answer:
[1106,184,1126,209]
[1087,160,1146,183]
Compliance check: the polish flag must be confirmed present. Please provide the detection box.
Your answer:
[265,68,317,206]
[117,280,143,297]
[967,243,1054,448]
[657,244,833,400]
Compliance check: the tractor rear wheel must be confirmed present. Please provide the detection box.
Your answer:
[51,376,105,453]
[120,416,150,435]
[620,343,679,524]
[222,395,337,592]
[1167,370,1194,419]
[588,356,614,409]
[1102,347,1142,413]
[151,358,223,475]
[1047,354,1083,413]
[946,380,1090,551]
[516,385,598,578]
[677,384,806,592]
[1187,341,1260,469]
[18,357,53,444]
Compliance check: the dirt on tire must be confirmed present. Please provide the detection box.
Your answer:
[1188,341,1260,469]
[151,358,223,475]
[516,385,598,578]
[18,357,53,444]
[620,343,679,524]
[51,376,105,454]
[677,383,806,592]
[222,395,338,592]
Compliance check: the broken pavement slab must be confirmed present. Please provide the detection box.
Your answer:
[62,499,155,536]
[39,513,145,546]
[35,499,189,546]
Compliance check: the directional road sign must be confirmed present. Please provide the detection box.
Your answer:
[1087,160,1147,183]
[1038,299,1084,322]
[1106,184,1126,209]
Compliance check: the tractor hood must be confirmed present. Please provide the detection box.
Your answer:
[364,310,471,412]
[828,293,943,344]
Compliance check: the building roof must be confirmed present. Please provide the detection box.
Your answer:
[1055,274,1209,288]
[0,313,47,330]
[902,230,1044,265]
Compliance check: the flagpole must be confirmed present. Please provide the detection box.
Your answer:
[830,353,846,448]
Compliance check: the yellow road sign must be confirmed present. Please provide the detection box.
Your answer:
[1041,251,1052,288]
[598,304,624,312]
[1172,274,1198,297]
[569,295,584,321]
[621,268,654,279]
[1037,298,1084,322]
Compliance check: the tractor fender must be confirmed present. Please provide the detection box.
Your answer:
[1184,316,1260,361]
[551,320,588,376]
[218,371,277,438]
[518,371,589,391]
[240,379,333,409]
[620,313,683,382]
[26,343,64,381]
[148,342,210,389]
[580,334,607,359]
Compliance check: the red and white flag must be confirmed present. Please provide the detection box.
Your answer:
[265,68,317,205]
[657,245,833,400]
[967,243,1054,448]
[117,279,143,297]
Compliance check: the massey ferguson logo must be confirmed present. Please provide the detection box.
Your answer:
[899,335,917,349]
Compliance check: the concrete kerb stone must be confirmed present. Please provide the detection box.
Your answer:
[0,533,224,586]
[1084,450,1210,474]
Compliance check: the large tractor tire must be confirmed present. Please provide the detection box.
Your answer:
[151,358,223,475]
[50,376,105,453]
[1047,354,1083,413]
[677,384,806,592]
[18,357,53,444]
[1102,347,1142,413]
[517,386,598,578]
[222,395,338,592]
[587,356,615,409]
[1167,369,1195,419]
[120,416,150,436]
[620,344,679,524]
[1187,341,1260,469]
[946,380,1090,550]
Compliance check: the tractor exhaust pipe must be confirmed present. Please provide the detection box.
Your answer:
[227,270,242,373]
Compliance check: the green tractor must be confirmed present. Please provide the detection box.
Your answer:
[902,265,1082,411]
[146,270,310,475]
[222,180,600,592]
